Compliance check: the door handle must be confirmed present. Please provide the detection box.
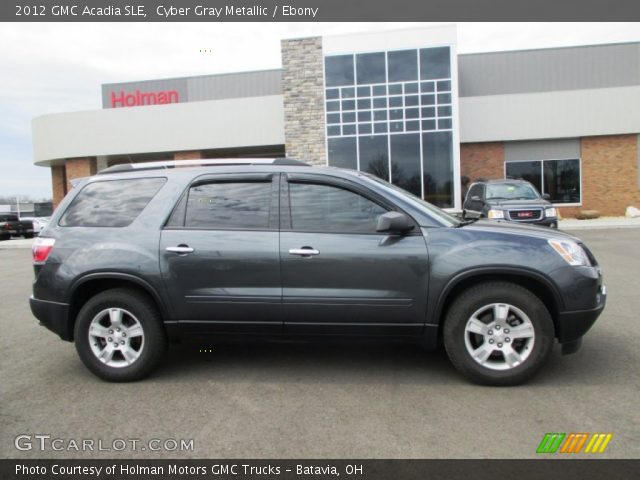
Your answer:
[289,247,320,257]
[166,245,195,254]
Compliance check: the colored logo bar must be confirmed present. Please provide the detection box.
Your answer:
[537,433,613,454]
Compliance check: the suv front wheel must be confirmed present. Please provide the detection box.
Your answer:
[444,282,554,386]
[74,289,167,382]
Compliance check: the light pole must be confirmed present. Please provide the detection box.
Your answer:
[16,196,20,218]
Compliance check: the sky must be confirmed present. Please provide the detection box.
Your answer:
[1,22,639,201]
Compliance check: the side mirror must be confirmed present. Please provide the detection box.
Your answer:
[376,212,414,234]
[542,193,551,201]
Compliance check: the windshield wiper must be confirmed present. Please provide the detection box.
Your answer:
[456,218,479,227]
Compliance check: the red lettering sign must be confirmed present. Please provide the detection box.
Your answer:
[110,90,179,108]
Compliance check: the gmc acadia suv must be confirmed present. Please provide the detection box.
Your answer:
[29,159,606,385]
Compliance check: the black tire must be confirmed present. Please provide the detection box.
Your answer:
[443,281,554,386]
[74,288,167,382]
[24,233,34,239]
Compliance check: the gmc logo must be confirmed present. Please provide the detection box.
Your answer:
[518,211,534,218]
[110,90,179,108]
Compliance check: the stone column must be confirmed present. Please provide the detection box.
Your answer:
[281,36,326,166]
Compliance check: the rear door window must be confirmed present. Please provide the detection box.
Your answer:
[172,181,274,230]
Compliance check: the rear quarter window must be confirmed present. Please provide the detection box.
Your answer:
[59,178,166,227]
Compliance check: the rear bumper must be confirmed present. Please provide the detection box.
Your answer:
[29,296,72,341]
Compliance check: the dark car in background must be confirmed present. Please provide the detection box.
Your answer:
[29,159,605,385]
[0,214,35,240]
[463,179,558,228]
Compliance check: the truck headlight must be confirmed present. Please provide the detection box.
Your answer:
[487,209,504,219]
[548,239,591,266]
[545,207,557,218]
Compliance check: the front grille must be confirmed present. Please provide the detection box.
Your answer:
[507,209,542,221]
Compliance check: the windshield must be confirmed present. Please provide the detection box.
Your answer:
[486,183,540,200]
[360,172,461,227]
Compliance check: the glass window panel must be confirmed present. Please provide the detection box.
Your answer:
[372,85,387,96]
[420,82,435,93]
[328,137,357,169]
[543,159,581,204]
[357,86,370,97]
[327,113,340,124]
[374,110,388,121]
[404,82,419,94]
[505,161,542,194]
[389,96,403,107]
[358,111,372,122]
[421,107,436,118]
[341,87,355,98]
[390,133,421,197]
[405,108,419,119]
[388,84,402,95]
[406,121,420,131]
[422,131,453,208]
[437,93,452,104]
[289,183,387,233]
[327,125,340,136]
[389,109,403,120]
[437,105,452,117]
[359,135,390,181]
[390,121,404,132]
[420,47,451,80]
[405,95,419,106]
[184,182,271,230]
[437,80,451,91]
[342,124,356,135]
[374,123,388,133]
[358,123,372,135]
[326,101,340,112]
[422,119,436,130]
[373,97,387,109]
[325,55,354,87]
[357,98,372,110]
[388,50,418,82]
[438,118,452,129]
[341,99,355,111]
[421,94,435,105]
[342,112,356,123]
[325,88,339,100]
[356,52,386,85]
[60,178,166,227]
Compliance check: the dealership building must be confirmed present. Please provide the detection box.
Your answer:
[32,25,640,216]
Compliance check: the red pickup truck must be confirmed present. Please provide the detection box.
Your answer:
[0,214,34,240]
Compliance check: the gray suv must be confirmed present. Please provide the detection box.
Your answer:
[30,159,606,385]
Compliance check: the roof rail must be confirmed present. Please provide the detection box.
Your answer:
[97,157,311,175]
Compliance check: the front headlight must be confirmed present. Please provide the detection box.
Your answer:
[548,239,591,266]
[545,207,557,218]
[487,209,504,219]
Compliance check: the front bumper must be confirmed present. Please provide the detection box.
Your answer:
[29,296,72,341]
[556,285,607,354]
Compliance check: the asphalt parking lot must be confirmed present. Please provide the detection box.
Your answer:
[1,229,638,459]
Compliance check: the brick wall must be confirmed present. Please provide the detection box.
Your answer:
[460,142,505,182]
[580,134,640,216]
[281,37,326,166]
[64,157,96,195]
[51,166,66,209]
[174,151,203,160]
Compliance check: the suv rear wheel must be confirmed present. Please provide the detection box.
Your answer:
[74,289,167,382]
[444,282,554,386]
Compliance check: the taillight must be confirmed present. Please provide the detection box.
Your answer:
[32,237,55,264]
